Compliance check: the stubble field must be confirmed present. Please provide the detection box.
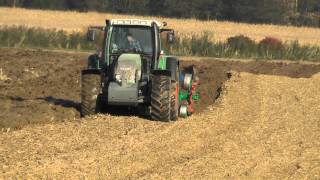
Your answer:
[1,7,320,45]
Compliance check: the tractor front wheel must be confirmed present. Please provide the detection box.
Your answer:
[81,70,101,117]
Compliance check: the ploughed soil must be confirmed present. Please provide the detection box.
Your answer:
[1,48,319,129]
[0,48,320,178]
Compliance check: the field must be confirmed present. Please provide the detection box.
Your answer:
[1,7,320,45]
[0,48,320,178]
[1,7,320,178]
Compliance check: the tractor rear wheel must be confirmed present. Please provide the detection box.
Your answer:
[166,58,180,121]
[170,81,179,120]
[81,70,101,117]
[151,75,171,122]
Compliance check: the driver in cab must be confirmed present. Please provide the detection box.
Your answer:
[111,32,143,53]
[125,33,142,52]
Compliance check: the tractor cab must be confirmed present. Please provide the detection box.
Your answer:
[81,19,198,121]
[87,19,174,70]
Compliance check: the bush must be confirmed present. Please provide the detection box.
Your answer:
[259,37,283,49]
[0,26,319,62]
[0,26,97,50]
[258,37,285,59]
[226,35,257,58]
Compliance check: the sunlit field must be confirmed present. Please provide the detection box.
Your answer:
[1,7,320,45]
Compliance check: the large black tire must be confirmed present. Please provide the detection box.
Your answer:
[81,70,101,117]
[170,64,180,121]
[151,75,171,122]
[166,57,180,121]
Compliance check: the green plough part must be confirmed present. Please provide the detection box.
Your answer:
[179,91,200,102]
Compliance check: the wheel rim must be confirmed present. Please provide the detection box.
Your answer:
[179,105,188,118]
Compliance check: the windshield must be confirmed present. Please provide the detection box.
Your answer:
[110,26,153,55]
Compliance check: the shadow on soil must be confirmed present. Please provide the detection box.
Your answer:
[37,96,149,119]
[0,95,26,101]
[37,96,80,112]
[100,106,150,119]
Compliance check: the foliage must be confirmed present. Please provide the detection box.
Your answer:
[0,26,96,50]
[227,35,257,58]
[258,37,285,59]
[0,26,320,61]
[0,0,319,27]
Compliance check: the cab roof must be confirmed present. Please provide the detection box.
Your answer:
[110,19,163,28]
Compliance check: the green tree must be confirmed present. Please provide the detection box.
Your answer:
[222,0,287,24]
[191,0,222,20]
[298,0,320,13]
[23,0,65,10]
[0,0,318,27]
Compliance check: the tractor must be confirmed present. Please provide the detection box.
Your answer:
[81,19,199,121]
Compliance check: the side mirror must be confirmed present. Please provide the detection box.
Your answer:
[167,31,175,44]
[87,29,96,41]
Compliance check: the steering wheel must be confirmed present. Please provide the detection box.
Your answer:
[122,48,140,53]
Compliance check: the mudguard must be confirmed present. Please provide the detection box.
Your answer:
[166,57,179,81]
[157,56,179,81]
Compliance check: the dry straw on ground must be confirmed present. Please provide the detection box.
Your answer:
[1,71,319,178]
[0,68,10,81]
[1,7,320,45]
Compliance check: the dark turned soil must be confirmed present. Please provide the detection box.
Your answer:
[1,48,319,129]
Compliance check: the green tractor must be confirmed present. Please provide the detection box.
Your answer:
[81,19,199,121]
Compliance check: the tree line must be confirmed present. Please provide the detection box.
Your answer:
[0,0,319,27]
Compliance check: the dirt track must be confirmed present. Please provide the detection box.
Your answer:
[0,48,320,178]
